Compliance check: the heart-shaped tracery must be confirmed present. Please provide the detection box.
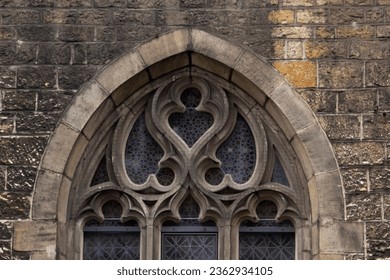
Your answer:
[168,88,213,147]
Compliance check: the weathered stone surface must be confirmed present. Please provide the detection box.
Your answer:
[337,25,375,39]
[37,90,73,112]
[363,114,390,139]
[341,168,368,193]
[366,8,385,23]
[370,167,390,190]
[0,66,16,88]
[1,10,41,24]
[350,41,388,59]
[16,112,60,134]
[7,166,37,192]
[0,27,16,41]
[297,9,327,24]
[43,9,77,24]
[17,66,56,89]
[338,89,377,113]
[305,41,347,59]
[272,26,313,38]
[78,9,113,25]
[58,26,95,42]
[0,241,11,260]
[298,89,337,113]
[319,62,364,88]
[112,9,155,25]
[273,61,316,88]
[0,192,30,219]
[377,25,390,37]
[0,114,14,134]
[13,221,56,253]
[318,115,360,140]
[58,66,99,90]
[367,240,390,259]
[378,87,390,111]
[268,10,294,24]
[0,222,11,239]
[0,137,48,165]
[346,193,382,220]
[17,26,56,42]
[333,142,385,166]
[328,8,365,24]
[315,27,336,38]
[1,90,36,111]
[367,222,390,240]
[319,222,364,253]
[366,62,390,87]
[87,43,132,65]
[384,194,390,220]
[0,166,5,190]
[37,44,71,65]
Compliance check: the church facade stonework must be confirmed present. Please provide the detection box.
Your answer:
[0,0,389,260]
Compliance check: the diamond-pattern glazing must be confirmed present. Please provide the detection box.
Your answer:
[169,88,213,147]
[207,114,256,184]
[239,232,294,260]
[90,156,109,186]
[125,113,165,184]
[271,157,289,186]
[162,233,217,260]
[83,232,140,260]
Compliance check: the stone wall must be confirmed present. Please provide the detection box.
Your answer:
[0,0,389,259]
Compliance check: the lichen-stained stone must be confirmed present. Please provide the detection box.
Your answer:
[318,115,361,140]
[346,193,382,220]
[350,41,388,59]
[370,168,390,190]
[384,194,390,220]
[363,114,390,139]
[366,62,390,87]
[272,26,313,38]
[319,62,364,88]
[337,25,375,39]
[366,222,390,240]
[328,8,365,25]
[305,41,347,59]
[0,167,5,191]
[0,241,11,260]
[0,66,16,88]
[17,66,56,89]
[367,240,390,260]
[0,192,30,219]
[340,168,368,193]
[16,112,61,134]
[0,136,48,165]
[7,166,37,192]
[296,9,327,24]
[273,61,316,88]
[298,89,337,113]
[333,142,385,166]
[379,88,390,111]
[0,222,11,239]
[0,113,14,134]
[338,89,378,113]
[1,90,36,111]
[268,10,294,24]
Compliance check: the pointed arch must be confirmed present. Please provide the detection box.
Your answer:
[19,29,363,260]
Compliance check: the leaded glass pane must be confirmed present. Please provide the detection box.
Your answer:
[206,114,256,184]
[162,196,218,259]
[169,88,213,147]
[90,156,109,186]
[271,157,289,186]
[162,233,217,260]
[239,232,294,260]
[83,200,140,260]
[83,232,140,260]
[125,112,164,184]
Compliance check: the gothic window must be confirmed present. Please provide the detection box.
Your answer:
[161,196,218,260]
[239,201,295,260]
[75,73,307,260]
[83,200,140,260]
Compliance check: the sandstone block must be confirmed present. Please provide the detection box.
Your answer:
[273,61,316,88]
[333,142,385,166]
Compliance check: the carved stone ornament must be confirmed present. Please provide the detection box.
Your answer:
[73,71,306,259]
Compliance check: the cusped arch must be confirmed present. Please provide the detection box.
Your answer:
[29,28,352,259]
